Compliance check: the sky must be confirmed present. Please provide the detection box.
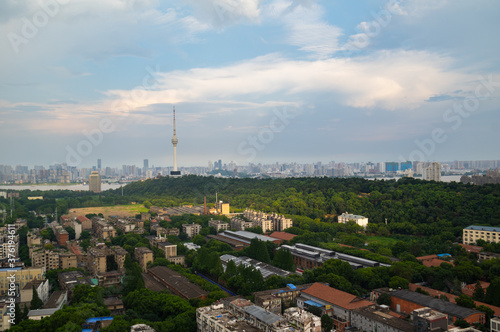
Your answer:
[1,0,499,168]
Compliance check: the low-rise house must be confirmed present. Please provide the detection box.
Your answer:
[297,282,372,332]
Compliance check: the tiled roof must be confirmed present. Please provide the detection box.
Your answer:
[302,283,372,310]
[269,232,297,241]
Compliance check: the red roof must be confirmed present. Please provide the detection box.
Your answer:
[458,243,483,254]
[269,232,297,241]
[76,216,90,222]
[462,281,489,297]
[302,283,372,310]
[417,255,454,267]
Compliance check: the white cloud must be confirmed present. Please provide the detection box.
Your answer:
[105,50,473,111]
[266,0,342,58]
[182,0,261,28]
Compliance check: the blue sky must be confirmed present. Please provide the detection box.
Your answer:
[1,0,499,168]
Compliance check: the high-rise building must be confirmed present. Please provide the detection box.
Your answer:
[97,159,101,170]
[423,162,441,181]
[170,107,181,176]
[143,159,149,170]
[89,171,101,193]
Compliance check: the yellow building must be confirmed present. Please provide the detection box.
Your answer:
[89,171,101,193]
[0,267,45,296]
[463,225,500,245]
[135,247,154,272]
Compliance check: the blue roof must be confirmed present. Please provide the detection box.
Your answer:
[82,329,93,332]
[287,284,296,290]
[437,254,451,257]
[305,300,323,307]
[465,225,500,232]
[86,316,114,323]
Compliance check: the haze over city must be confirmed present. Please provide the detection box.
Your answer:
[1,0,499,168]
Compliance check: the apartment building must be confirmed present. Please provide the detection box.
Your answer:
[92,218,116,240]
[135,247,154,272]
[0,267,45,296]
[208,219,230,232]
[463,225,500,245]
[243,209,293,232]
[87,247,107,276]
[182,223,201,238]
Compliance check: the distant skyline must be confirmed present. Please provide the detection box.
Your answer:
[1,1,499,168]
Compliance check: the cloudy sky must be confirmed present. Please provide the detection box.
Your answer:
[1,0,499,168]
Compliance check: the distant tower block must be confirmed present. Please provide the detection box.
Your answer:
[170,107,181,176]
[89,171,101,193]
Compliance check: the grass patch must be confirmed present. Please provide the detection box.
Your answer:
[365,235,399,246]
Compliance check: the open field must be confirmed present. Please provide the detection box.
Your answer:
[365,235,399,246]
[67,205,148,218]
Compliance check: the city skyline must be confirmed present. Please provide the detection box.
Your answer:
[1,1,499,167]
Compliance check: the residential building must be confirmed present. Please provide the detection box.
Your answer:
[230,217,253,231]
[30,248,60,270]
[491,317,500,332]
[416,254,453,268]
[0,267,45,296]
[253,284,314,315]
[87,247,107,276]
[53,225,69,247]
[423,162,441,181]
[109,246,127,271]
[92,218,116,240]
[182,223,201,238]
[412,307,448,332]
[463,225,500,245]
[20,279,50,305]
[44,290,67,310]
[71,218,82,240]
[58,270,93,296]
[283,307,321,332]
[59,252,78,269]
[89,171,101,193]
[338,212,369,228]
[244,209,293,232]
[115,218,136,233]
[135,247,154,272]
[351,305,413,332]
[479,251,500,261]
[208,219,230,232]
[197,298,320,332]
[297,282,372,332]
[76,216,92,230]
[104,297,124,316]
[376,289,485,325]
[27,308,59,320]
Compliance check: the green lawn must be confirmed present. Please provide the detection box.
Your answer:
[365,235,399,246]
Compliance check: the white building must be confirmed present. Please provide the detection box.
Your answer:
[423,162,441,181]
[338,212,368,228]
[491,317,500,332]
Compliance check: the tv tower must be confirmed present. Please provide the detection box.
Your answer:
[170,107,181,176]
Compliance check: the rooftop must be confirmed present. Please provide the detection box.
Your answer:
[353,305,413,332]
[244,305,284,325]
[269,231,297,242]
[220,254,292,279]
[465,225,500,232]
[148,266,208,300]
[27,308,59,317]
[390,289,481,319]
[302,283,372,310]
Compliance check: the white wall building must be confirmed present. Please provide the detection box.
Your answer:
[338,212,368,228]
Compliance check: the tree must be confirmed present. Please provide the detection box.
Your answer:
[80,230,91,240]
[389,276,409,289]
[472,280,485,301]
[455,294,476,309]
[321,314,333,332]
[377,293,391,306]
[192,234,206,246]
[122,255,145,295]
[454,319,470,328]
[30,285,44,310]
[272,248,295,272]
[485,277,500,306]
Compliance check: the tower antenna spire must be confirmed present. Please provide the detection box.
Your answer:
[170,106,180,176]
